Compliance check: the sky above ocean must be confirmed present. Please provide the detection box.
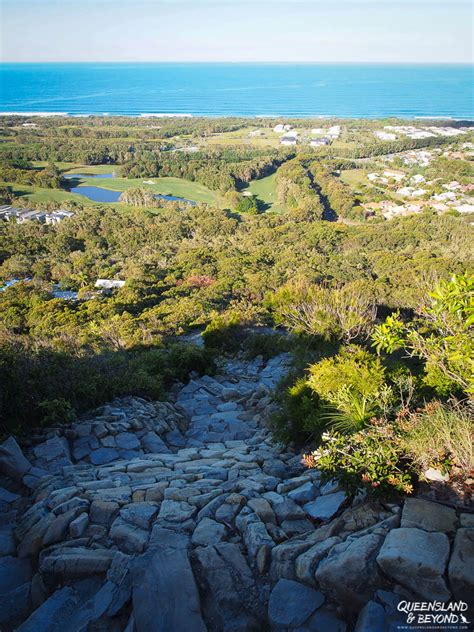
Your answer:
[0,1,472,63]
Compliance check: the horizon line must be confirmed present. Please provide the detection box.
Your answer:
[1,60,473,65]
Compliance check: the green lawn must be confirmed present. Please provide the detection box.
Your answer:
[242,173,287,213]
[339,169,368,189]
[64,170,219,205]
[0,181,91,204]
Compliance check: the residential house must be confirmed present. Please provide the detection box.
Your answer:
[310,138,330,147]
[374,131,397,141]
[280,136,297,146]
[95,279,126,294]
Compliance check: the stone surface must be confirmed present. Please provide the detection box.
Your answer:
[295,536,341,586]
[288,482,319,503]
[90,448,120,465]
[448,528,474,604]
[401,498,457,533]
[315,534,385,612]
[16,587,77,632]
[192,517,226,546]
[1,353,461,631]
[194,542,262,631]
[298,608,347,632]
[268,578,325,628]
[132,528,206,632]
[376,528,451,601]
[0,436,31,479]
[304,491,347,521]
[0,556,32,593]
[40,547,116,583]
[354,600,386,632]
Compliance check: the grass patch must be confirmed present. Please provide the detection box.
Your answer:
[242,173,287,213]
[65,172,219,205]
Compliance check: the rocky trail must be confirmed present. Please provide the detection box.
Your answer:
[0,354,472,631]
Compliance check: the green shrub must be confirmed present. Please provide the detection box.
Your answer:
[270,376,324,444]
[306,345,393,432]
[372,273,473,396]
[0,341,214,434]
[37,398,76,426]
[303,425,414,497]
[202,314,244,353]
[397,402,473,479]
[244,333,292,360]
[271,279,376,343]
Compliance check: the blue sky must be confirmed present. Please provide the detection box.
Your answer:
[1,0,472,63]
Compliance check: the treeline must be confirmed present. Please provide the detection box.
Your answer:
[0,161,65,189]
[275,156,359,220]
[122,147,293,192]
[276,159,325,220]
[323,135,458,160]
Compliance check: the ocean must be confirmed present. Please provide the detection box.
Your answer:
[0,63,472,118]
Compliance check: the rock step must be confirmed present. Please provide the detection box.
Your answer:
[0,353,473,631]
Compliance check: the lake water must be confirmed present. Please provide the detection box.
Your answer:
[70,186,121,202]
[64,173,115,180]
[0,63,472,118]
[69,183,197,204]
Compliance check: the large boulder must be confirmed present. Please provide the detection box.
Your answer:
[448,528,474,605]
[0,437,31,480]
[39,547,116,584]
[376,528,451,601]
[0,556,32,593]
[16,586,77,632]
[193,541,262,631]
[401,498,456,534]
[354,600,386,632]
[268,578,325,629]
[33,436,71,472]
[315,534,385,612]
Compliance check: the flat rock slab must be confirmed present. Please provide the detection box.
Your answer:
[296,607,347,632]
[448,528,474,604]
[0,556,32,593]
[304,491,346,521]
[376,527,451,602]
[401,498,457,533]
[90,448,120,465]
[132,528,206,632]
[192,517,226,547]
[16,586,77,632]
[0,436,31,480]
[268,578,325,628]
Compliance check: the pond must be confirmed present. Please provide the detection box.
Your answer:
[64,172,115,180]
[69,185,197,205]
[157,194,196,206]
[70,186,122,202]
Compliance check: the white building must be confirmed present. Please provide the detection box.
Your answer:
[95,279,126,290]
[455,204,474,214]
[383,170,406,182]
[397,187,428,198]
[327,125,341,138]
[310,138,330,147]
[374,131,397,141]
